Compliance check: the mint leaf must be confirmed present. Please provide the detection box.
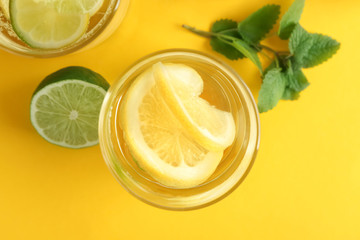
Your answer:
[238,4,280,44]
[289,25,313,65]
[288,55,302,70]
[278,0,305,39]
[258,68,286,112]
[282,88,300,100]
[289,24,340,68]
[210,19,245,60]
[211,19,238,33]
[301,33,340,68]
[281,65,308,100]
[286,66,309,91]
[226,38,263,73]
[280,61,308,100]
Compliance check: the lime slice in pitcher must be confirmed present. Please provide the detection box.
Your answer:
[10,0,89,49]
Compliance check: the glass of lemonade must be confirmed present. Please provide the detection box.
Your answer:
[0,0,128,57]
[99,49,260,210]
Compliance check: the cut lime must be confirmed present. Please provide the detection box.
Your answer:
[79,0,104,16]
[30,66,109,149]
[55,0,104,16]
[10,0,89,49]
[0,0,9,19]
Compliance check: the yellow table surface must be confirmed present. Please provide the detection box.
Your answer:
[0,0,359,239]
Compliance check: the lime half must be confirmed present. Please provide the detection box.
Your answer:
[10,0,89,49]
[30,67,109,149]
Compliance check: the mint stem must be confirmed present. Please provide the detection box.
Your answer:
[258,44,278,55]
[182,25,214,38]
[183,25,291,60]
[218,28,238,35]
[258,44,291,56]
[183,25,294,75]
[259,50,273,62]
[275,57,280,68]
[182,25,237,42]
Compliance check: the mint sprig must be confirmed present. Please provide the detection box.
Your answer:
[183,0,340,113]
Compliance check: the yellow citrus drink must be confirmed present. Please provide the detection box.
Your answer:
[99,49,260,210]
[0,0,128,57]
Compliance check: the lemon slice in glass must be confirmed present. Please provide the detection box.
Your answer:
[153,62,236,152]
[120,65,224,189]
[0,0,9,19]
[10,0,90,49]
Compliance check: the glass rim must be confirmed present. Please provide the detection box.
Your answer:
[98,48,261,210]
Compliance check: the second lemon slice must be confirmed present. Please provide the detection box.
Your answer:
[120,66,224,189]
[153,62,236,151]
[10,0,89,49]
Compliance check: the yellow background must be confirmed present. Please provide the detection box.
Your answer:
[0,0,359,239]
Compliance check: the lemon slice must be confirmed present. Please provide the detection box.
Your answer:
[0,0,9,19]
[10,0,89,49]
[120,66,224,189]
[153,62,236,151]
